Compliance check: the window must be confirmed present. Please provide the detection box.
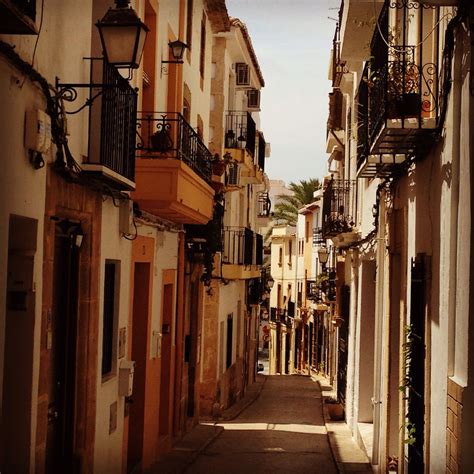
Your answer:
[278,246,283,266]
[288,240,293,266]
[186,0,193,51]
[183,98,190,122]
[226,314,233,369]
[247,89,260,109]
[236,63,250,86]
[102,261,119,377]
[199,14,206,78]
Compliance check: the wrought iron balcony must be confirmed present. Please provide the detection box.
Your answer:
[312,228,324,246]
[257,191,271,218]
[222,227,263,266]
[225,111,256,157]
[322,179,356,238]
[84,60,137,190]
[136,112,212,183]
[331,3,346,88]
[357,0,446,177]
[306,280,320,302]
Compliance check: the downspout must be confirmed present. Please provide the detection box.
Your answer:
[372,190,387,466]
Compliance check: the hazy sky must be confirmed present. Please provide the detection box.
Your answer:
[226,0,340,184]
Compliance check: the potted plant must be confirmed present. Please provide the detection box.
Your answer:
[325,397,344,421]
[386,58,421,118]
[211,153,227,177]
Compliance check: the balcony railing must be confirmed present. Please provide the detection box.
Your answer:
[312,228,324,246]
[222,227,263,266]
[356,0,444,177]
[356,64,369,173]
[306,280,319,301]
[331,2,345,88]
[136,112,212,183]
[225,111,256,157]
[99,62,137,183]
[270,307,290,325]
[85,60,137,189]
[322,179,356,238]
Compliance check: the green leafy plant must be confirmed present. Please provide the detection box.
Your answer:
[399,324,417,447]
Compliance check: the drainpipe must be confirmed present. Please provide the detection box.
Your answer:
[372,190,386,466]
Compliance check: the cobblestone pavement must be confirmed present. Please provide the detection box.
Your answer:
[186,375,338,474]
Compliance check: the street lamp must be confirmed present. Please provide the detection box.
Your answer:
[96,0,149,69]
[164,40,188,63]
[318,247,329,267]
[56,0,149,111]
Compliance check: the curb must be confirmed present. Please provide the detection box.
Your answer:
[317,378,342,473]
[182,425,224,473]
[221,375,268,421]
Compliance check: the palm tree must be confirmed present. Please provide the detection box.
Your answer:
[272,179,322,226]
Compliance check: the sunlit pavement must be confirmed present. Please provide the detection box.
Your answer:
[186,375,337,473]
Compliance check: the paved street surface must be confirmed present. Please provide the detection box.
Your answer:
[186,375,337,473]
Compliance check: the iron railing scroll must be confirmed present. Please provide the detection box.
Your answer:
[136,112,212,183]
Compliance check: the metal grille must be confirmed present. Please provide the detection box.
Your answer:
[221,227,262,266]
[367,1,441,156]
[136,112,212,183]
[357,65,369,172]
[312,228,324,246]
[225,111,256,157]
[322,179,356,238]
[257,191,271,217]
[100,61,137,182]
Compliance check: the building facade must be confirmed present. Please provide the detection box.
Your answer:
[318,0,474,472]
[0,1,266,473]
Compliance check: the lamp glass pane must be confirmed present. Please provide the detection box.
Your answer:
[171,42,185,60]
[135,27,147,66]
[101,25,137,65]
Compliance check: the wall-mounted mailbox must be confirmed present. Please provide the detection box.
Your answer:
[118,360,135,397]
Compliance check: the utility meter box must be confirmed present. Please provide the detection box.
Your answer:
[25,109,52,153]
[118,360,135,397]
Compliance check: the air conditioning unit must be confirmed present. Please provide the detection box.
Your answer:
[247,89,261,110]
[236,63,250,86]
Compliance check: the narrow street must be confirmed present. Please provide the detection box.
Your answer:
[186,376,337,473]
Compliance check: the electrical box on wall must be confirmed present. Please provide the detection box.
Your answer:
[24,109,51,153]
[118,360,135,397]
[119,199,133,235]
